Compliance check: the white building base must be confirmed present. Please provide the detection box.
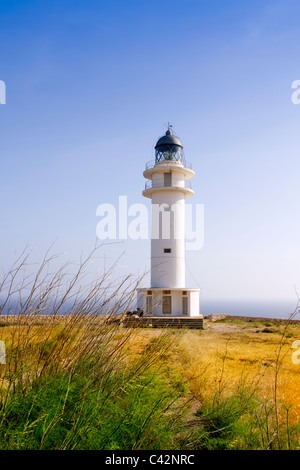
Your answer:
[137,287,201,317]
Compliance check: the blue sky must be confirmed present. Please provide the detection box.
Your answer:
[1,0,300,306]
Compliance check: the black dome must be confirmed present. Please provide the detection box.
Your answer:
[155,129,183,149]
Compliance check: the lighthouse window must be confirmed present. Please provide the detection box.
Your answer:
[155,145,183,163]
[164,248,171,253]
[182,296,188,315]
[162,295,171,314]
[164,172,172,187]
[146,295,152,314]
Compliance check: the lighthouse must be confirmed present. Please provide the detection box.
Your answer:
[137,126,201,317]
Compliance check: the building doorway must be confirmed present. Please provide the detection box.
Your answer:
[182,291,188,315]
[162,291,171,314]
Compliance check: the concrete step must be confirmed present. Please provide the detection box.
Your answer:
[122,316,204,329]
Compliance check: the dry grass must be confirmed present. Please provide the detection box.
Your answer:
[0,246,299,449]
[0,312,299,449]
[122,320,300,425]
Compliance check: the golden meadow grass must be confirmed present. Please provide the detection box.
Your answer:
[123,320,300,421]
[0,247,299,449]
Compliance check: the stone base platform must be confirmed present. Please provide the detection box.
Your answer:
[121,315,204,330]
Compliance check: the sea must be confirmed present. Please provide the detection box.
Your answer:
[200,299,300,320]
[1,298,299,321]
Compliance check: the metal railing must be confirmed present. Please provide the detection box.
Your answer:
[145,159,193,170]
[144,180,192,190]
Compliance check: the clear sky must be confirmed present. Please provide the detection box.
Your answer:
[1,0,300,305]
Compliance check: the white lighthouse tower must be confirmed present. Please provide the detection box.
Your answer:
[137,126,201,317]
